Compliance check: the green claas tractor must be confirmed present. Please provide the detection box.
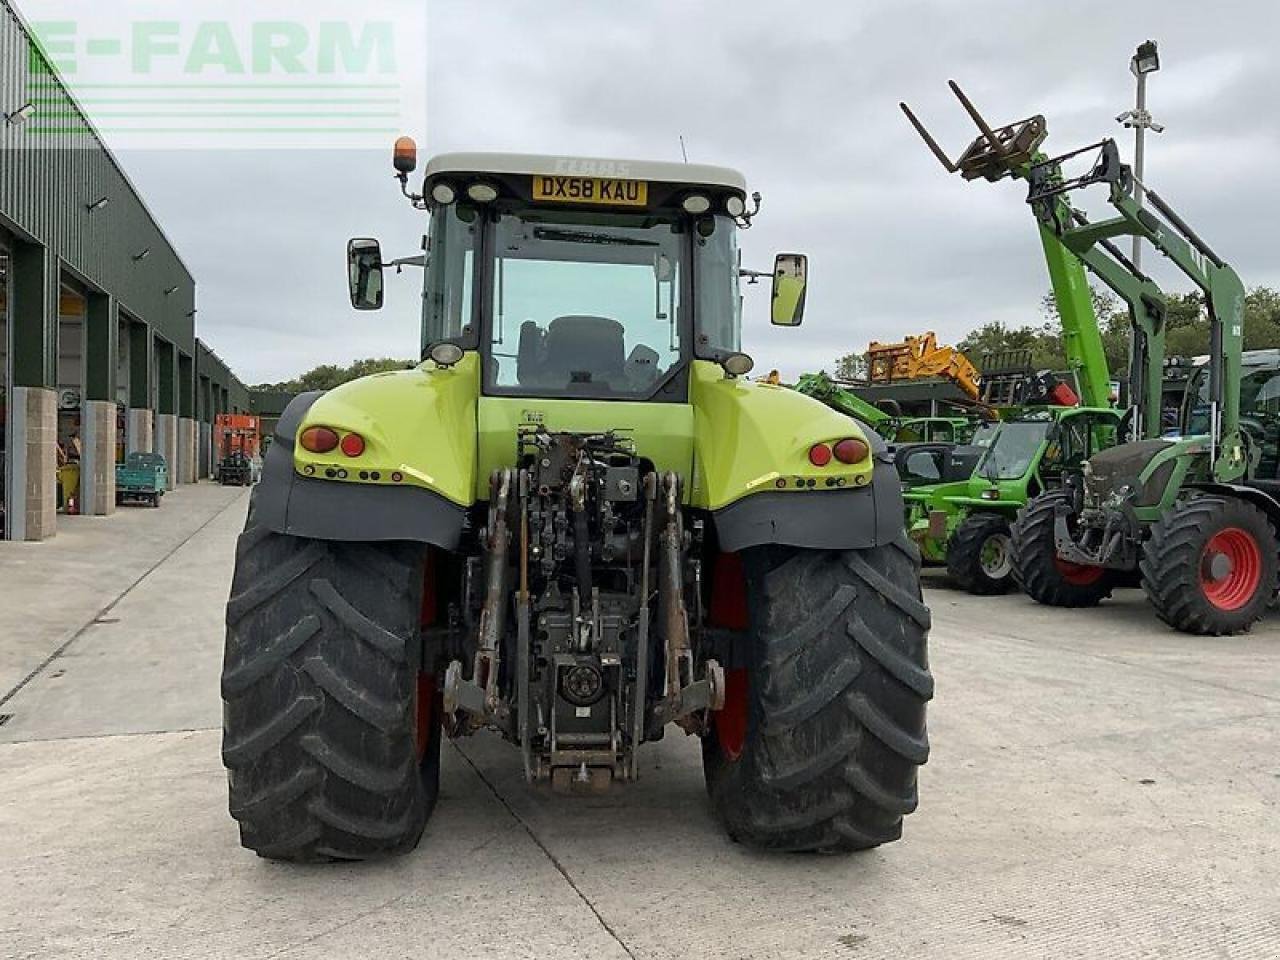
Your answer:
[220,142,933,861]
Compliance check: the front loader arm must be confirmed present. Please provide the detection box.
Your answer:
[1035,216,1112,410]
[902,84,1245,471]
[793,371,892,427]
[1028,140,1247,475]
[900,84,1113,412]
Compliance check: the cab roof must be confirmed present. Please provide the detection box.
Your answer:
[423,151,747,195]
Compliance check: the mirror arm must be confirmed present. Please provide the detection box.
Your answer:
[739,268,771,285]
[385,254,426,273]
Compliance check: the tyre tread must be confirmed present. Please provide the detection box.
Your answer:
[221,528,436,862]
[1010,493,1111,608]
[704,537,932,853]
[1140,496,1277,636]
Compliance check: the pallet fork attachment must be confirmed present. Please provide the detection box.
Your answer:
[900,80,1047,182]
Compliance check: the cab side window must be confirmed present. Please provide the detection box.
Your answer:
[1041,419,1092,480]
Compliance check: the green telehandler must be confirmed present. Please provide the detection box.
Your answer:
[219,143,933,861]
[897,84,1133,595]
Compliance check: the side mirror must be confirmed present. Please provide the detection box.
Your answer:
[347,238,384,310]
[770,253,807,326]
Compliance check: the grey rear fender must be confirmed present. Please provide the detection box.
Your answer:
[711,443,905,553]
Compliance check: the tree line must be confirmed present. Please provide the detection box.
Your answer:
[259,287,1280,391]
[834,286,1280,378]
[251,357,414,393]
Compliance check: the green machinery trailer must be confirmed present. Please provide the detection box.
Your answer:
[115,453,167,508]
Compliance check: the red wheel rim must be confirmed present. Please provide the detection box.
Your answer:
[714,668,749,761]
[415,549,438,761]
[1053,555,1105,586]
[707,553,750,761]
[1201,527,1262,611]
[414,674,436,762]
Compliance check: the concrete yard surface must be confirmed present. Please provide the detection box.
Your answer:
[1,488,1279,959]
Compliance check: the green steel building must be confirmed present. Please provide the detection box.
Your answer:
[1,0,248,539]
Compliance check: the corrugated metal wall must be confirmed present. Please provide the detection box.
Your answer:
[197,339,250,418]
[0,0,195,358]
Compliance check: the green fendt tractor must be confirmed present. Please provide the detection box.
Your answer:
[897,84,1128,595]
[220,143,933,861]
[996,141,1269,634]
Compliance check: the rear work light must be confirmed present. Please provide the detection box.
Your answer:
[340,432,366,457]
[808,443,832,467]
[299,426,339,453]
[832,437,869,464]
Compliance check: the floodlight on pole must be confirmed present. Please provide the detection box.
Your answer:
[1131,40,1160,76]
[1118,40,1163,271]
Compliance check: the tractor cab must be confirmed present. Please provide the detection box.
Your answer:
[973,407,1121,493]
[349,147,806,399]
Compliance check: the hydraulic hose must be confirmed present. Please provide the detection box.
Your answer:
[569,472,593,607]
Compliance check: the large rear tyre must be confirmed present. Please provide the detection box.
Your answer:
[702,539,933,852]
[1011,492,1112,607]
[1140,496,1278,636]
[946,513,1013,595]
[221,525,440,862]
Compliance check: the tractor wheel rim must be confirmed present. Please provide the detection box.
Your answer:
[981,533,1013,579]
[714,668,749,762]
[1200,527,1262,612]
[1053,556,1106,586]
[414,673,436,762]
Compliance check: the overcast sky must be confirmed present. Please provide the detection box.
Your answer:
[98,0,1280,385]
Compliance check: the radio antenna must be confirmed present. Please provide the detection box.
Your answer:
[679,135,689,163]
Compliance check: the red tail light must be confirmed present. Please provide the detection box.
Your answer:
[808,443,832,467]
[833,437,869,464]
[299,426,339,453]
[340,433,366,457]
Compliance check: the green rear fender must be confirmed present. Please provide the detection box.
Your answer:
[689,360,874,509]
[293,354,479,507]
[259,355,897,552]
